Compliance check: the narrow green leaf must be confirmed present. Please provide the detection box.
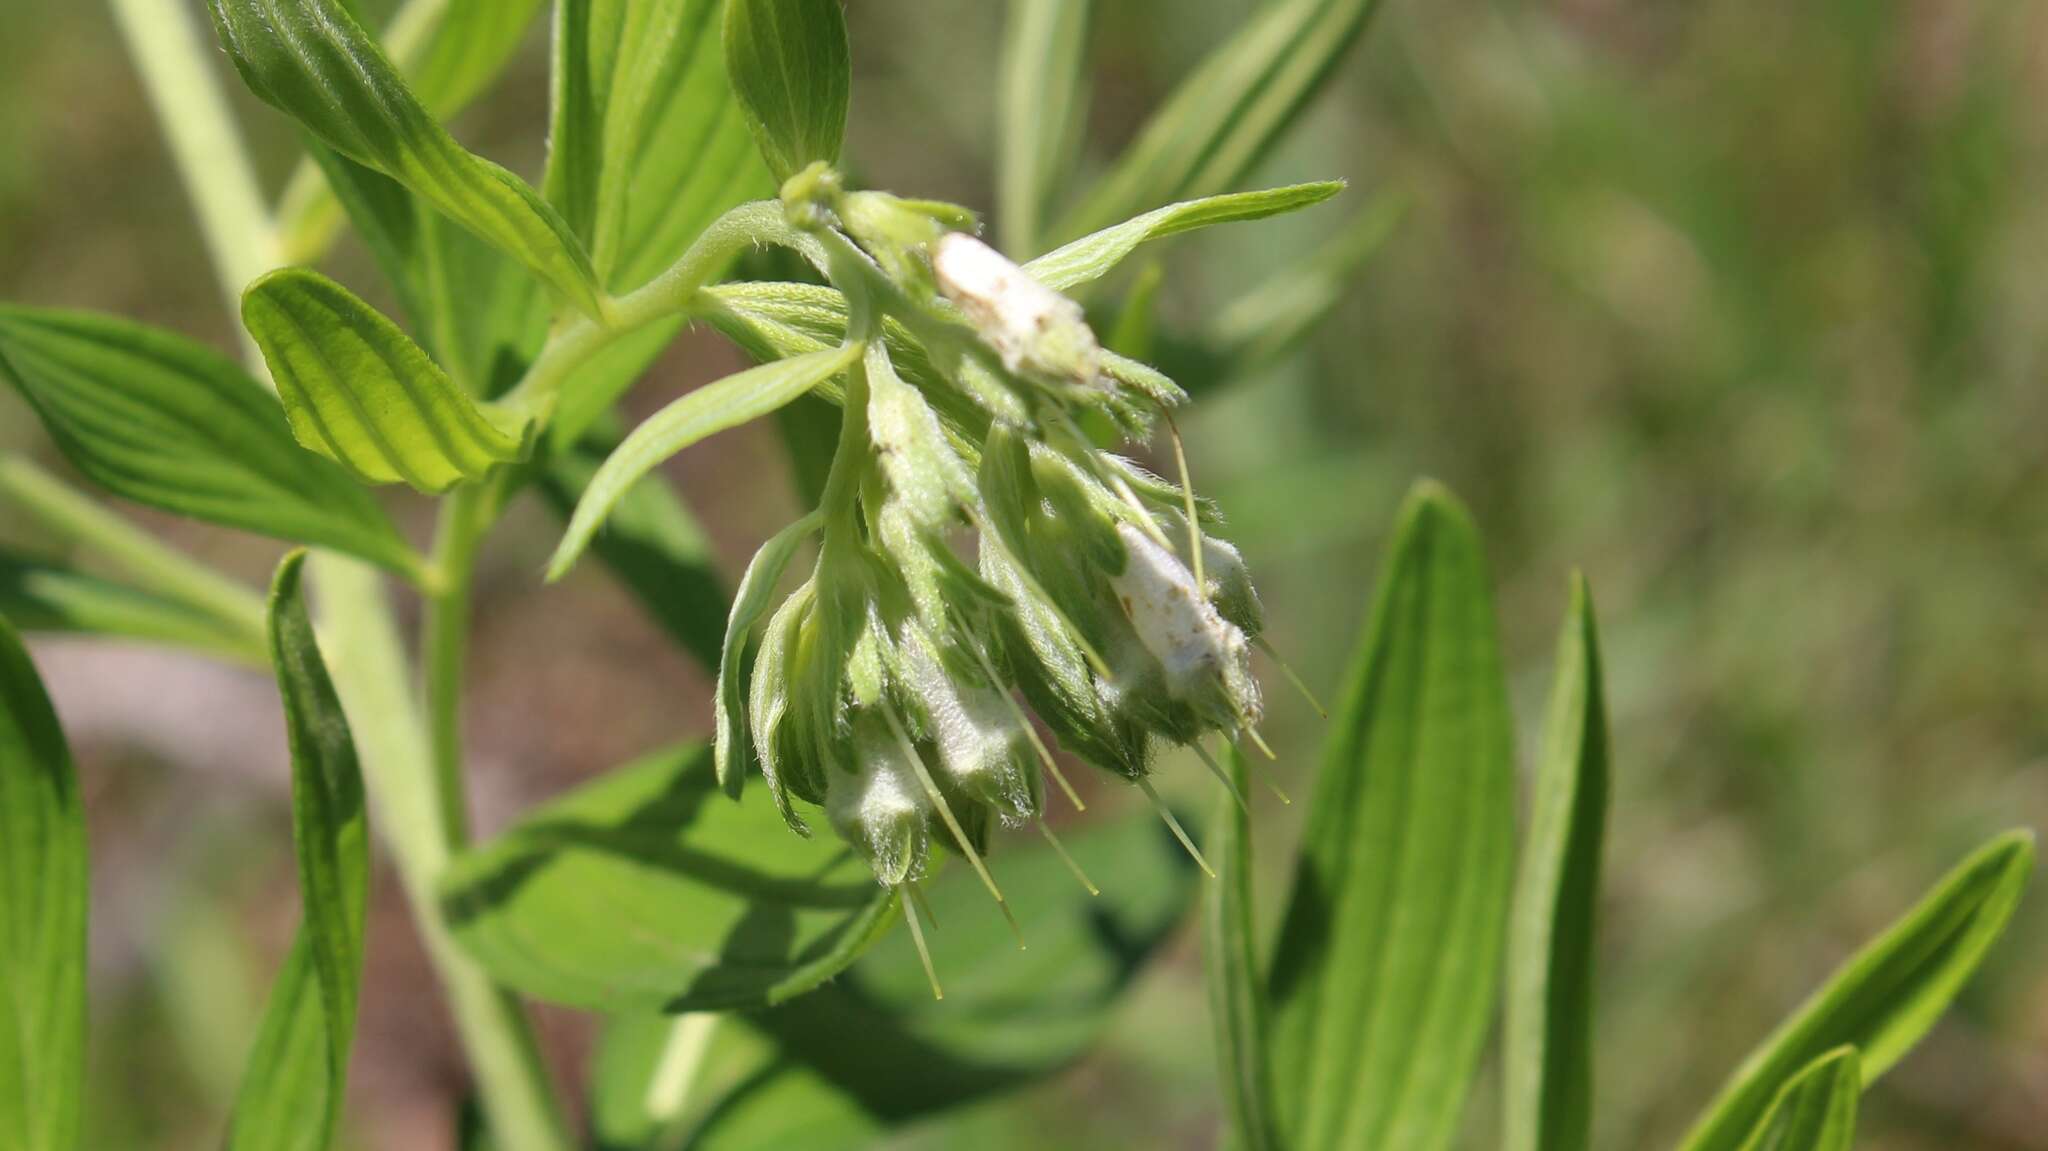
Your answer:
[715,512,820,797]
[590,813,1197,1150]
[242,269,534,493]
[1504,573,1610,1151]
[547,0,775,290]
[1736,1047,1859,1151]
[0,551,266,664]
[1676,830,2035,1151]
[548,342,861,580]
[1057,0,1379,240]
[207,0,604,317]
[1025,181,1344,294]
[1207,746,1281,1151]
[1268,480,1516,1151]
[998,0,1093,258]
[722,0,851,183]
[439,743,898,1013]
[226,552,371,1151]
[533,432,727,671]
[0,308,419,577]
[0,617,86,1151]
[1209,186,1407,372]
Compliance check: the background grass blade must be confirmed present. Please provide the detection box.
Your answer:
[1054,0,1380,241]
[998,0,1093,258]
[206,0,604,317]
[242,269,534,493]
[722,0,851,183]
[0,308,420,578]
[547,343,861,579]
[1267,480,1516,1151]
[225,551,372,1151]
[1503,573,1610,1151]
[0,551,266,664]
[438,743,898,1014]
[1024,182,1343,294]
[0,616,87,1151]
[1675,830,2035,1151]
[1736,1047,1859,1151]
[1206,746,1280,1151]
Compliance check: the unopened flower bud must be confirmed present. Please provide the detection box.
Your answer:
[932,233,1102,389]
[826,721,930,887]
[1109,523,1262,734]
[902,629,1042,823]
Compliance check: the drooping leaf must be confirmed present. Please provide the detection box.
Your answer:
[1268,481,1516,1151]
[998,0,1093,258]
[439,743,897,1013]
[533,431,727,672]
[1504,574,1610,1151]
[1735,1047,1859,1151]
[547,0,775,290]
[0,551,266,664]
[1025,181,1344,294]
[1056,0,1380,241]
[0,308,420,578]
[1675,830,2035,1151]
[0,617,86,1151]
[242,269,534,493]
[276,0,554,262]
[225,551,371,1151]
[722,0,851,183]
[547,342,862,579]
[715,512,821,797]
[1207,747,1280,1151]
[207,0,605,317]
[589,812,1197,1150]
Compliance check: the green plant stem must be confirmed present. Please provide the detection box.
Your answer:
[109,10,573,1150]
[0,456,267,645]
[424,478,499,845]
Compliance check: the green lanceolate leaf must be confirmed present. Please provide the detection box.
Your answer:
[0,618,86,1151]
[1025,181,1344,294]
[1207,746,1280,1151]
[1057,0,1379,241]
[0,551,266,664]
[547,342,862,579]
[439,743,898,1013]
[0,308,420,578]
[590,812,1197,1150]
[1736,1047,1859,1151]
[1268,481,1516,1151]
[548,0,775,290]
[534,431,727,671]
[226,552,371,1151]
[242,269,535,493]
[716,512,822,797]
[1503,575,1610,1151]
[722,0,851,183]
[207,0,604,318]
[1209,186,1407,372]
[998,0,1093,258]
[1676,830,2035,1151]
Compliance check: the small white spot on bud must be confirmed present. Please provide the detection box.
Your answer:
[1109,523,1262,728]
[931,233,1102,387]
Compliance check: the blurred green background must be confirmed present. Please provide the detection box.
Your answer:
[3,0,2046,1148]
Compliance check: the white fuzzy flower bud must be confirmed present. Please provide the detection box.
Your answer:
[931,233,1102,387]
[1109,523,1263,730]
[826,726,931,886]
[902,632,1039,821]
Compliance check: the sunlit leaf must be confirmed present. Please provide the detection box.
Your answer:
[0,617,86,1151]
[0,551,265,664]
[439,743,898,1013]
[242,269,534,493]
[722,0,851,183]
[1268,481,1516,1151]
[1057,0,1380,240]
[1736,1047,1859,1151]
[1504,574,1609,1151]
[998,0,1093,258]
[1676,830,2034,1151]
[207,0,604,316]
[1025,182,1343,294]
[1207,747,1280,1151]
[547,342,861,580]
[225,552,371,1151]
[0,308,420,578]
